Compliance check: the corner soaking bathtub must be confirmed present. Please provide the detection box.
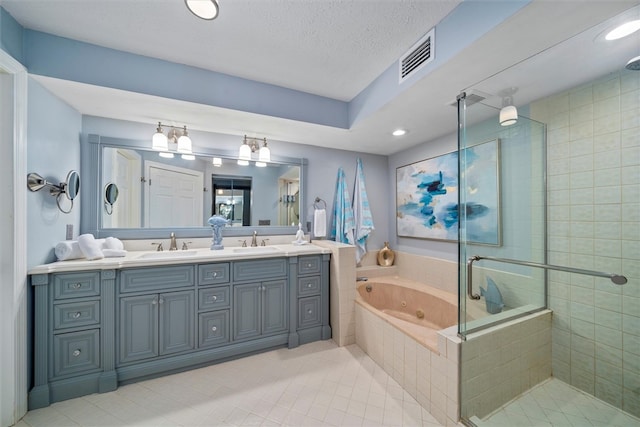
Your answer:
[355,276,457,352]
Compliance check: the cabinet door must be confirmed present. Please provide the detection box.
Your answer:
[159,290,195,355]
[233,283,261,341]
[120,295,158,363]
[263,279,287,335]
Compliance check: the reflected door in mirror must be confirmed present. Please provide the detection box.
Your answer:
[147,162,203,227]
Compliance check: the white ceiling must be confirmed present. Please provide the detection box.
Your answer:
[3,0,640,155]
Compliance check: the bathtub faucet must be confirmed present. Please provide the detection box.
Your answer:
[356,277,368,282]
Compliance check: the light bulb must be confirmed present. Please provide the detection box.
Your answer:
[177,127,192,153]
[258,144,271,162]
[238,143,252,161]
[152,123,168,151]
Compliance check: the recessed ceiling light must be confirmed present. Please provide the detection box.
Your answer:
[392,129,407,136]
[185,0,219,20]
[605,19,640,40]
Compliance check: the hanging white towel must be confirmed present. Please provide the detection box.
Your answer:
[55,241,84,261]
[77,234,104,261]
[353,158,374,264]
[313,208,327,238]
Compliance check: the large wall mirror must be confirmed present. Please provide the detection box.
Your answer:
[81,134,306,239]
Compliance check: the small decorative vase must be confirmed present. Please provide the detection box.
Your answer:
[208,215,229,250]
[377,242,395,267]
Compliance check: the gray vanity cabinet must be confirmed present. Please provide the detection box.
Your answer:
[233,279,287,341]
[119,290,195,363]
[28,252,331,410]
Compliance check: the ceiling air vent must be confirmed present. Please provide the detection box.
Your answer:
[399,28,434,83]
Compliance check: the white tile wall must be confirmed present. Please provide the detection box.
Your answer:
[530,69,640,418]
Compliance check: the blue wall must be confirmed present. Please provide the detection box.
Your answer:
[27,78,82,268]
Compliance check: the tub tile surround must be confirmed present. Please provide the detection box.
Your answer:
[353,251,462,425]
[531,69,640,417]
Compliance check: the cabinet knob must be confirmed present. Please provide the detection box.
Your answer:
[209,272,218,278]
[159,298,164,305]
[152,298,158,305]
[72,349,81,357]
[307,264,312,268]
[211,326,217,332]
[211,295,218,301]
[71,283,82,289]
[307,309,313,314]
[72,312,81,319]
[307,283,312,288]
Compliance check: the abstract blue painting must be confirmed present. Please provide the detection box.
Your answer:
[396,139,500,245]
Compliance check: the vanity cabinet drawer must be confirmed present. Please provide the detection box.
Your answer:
[198,310,230,348]
[297,276,320,297]
[298,256,321,275]
[198,286,230,311]
[53,272,100,300]
[53,301,100,330]
[198,263,230,285]
[234,258,287,282]
[298,296,321,329]
[53,329,100,378]
[120,266,194,293]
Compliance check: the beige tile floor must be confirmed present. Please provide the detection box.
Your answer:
[17,341,443,427]
[472,377,640,427]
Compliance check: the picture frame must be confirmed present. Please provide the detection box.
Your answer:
[396,139,501,245]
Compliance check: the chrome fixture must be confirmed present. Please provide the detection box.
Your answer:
[169,232,178,251]
[498,88,518,126]
[251,230,258,247]
[182,241,192,250]
[467,255,628,301]
[27,170,80,214]
[152,122,193,159]
[356,277,368,282]
[185,0,219,20]
[152,242,164,251]
[239,135,271,167]
[260,239,269,246]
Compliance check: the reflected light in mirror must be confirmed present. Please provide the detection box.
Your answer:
[237,159,249,166]
[159,152,174,158]
[256,162,267,167]
[181,154,196,160]
[212,157,222,167]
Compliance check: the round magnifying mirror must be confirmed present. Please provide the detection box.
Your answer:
[65,170,80,200]
[104,182,119,205]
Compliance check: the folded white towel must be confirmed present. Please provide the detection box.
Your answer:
[77,234,104,261]
[55,241,84,261]
[314,209,327,238]
[104,236,124,250]
[103,249,127,258]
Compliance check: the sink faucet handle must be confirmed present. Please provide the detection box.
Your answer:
[182,241,192,250]
[238,239,247,247]
[152,242,163,251]
[260,239,269,246]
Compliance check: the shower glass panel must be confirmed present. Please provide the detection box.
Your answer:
[457,93,547,337]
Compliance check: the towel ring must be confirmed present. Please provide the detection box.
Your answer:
[314,197,327,210]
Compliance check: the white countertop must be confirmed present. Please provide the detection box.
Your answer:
[28,243,331,275]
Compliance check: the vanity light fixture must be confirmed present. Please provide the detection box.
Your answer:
[185,0,219,20]
[152,122,194,159]
[238,135,271,166]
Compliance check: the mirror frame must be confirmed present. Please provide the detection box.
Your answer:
[81,133,307,239]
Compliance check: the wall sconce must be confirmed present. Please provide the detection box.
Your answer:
[238,135,271,167]
[152,122,194,159]
[27,170,80,213]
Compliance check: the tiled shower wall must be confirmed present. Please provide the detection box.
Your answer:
[530,70,640,417]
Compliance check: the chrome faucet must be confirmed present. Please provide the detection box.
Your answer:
[251,230,258,247]
[169,232,178,251]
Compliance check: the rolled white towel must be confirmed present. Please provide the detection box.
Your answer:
[77,234,104,261]
[55,241,84,261]
[104,237,124,250]
[103,249,127,258]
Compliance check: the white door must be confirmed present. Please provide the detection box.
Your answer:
[114,149,140,228]
[145,162,203,227]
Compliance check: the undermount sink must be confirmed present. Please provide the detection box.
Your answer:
[138,250,198,260]
[232,246,280,254]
